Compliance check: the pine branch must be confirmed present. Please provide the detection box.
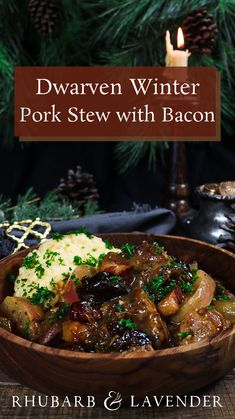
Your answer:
[0,188,101,222]
[38,191,76,220]
[0,0,91,146]
[83,200,103,216]
[0,0,234,156]
[91,0,218,52]
[0,194,11,213]
[40,0,91,66]
[16,187,37,205]
[0,0,31,146]
[91,0,235,171]
[115,142,168,173]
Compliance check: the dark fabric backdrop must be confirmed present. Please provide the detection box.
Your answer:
[0,135,234,211]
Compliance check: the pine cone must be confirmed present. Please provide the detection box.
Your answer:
[182,8,218,55]
[56,166,99,214]
[28,0,58,36]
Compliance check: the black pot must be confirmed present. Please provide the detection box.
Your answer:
[188,185,235,245]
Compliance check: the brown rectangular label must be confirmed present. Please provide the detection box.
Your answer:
[14,67,220,141]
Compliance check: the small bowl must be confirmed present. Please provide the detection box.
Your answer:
[0,233,235,402]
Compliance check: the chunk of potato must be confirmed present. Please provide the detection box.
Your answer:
[0,296,43,340]
[214,300,235,323]
[62,320,92,343]
[171,270,216,323]
[157,288,182,317]
[179,308,231,345]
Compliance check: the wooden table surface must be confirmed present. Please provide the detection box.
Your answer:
[0,369,235,418]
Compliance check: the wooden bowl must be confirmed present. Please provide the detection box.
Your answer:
[0,233,235,402]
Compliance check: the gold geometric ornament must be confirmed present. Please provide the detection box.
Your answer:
[0,218,51,253]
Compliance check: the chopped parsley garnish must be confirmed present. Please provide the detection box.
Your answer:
[50,278,56,287]
[43,250,60,267]
[215,285,231,301]
[152,242,159,247]
[67,227,93,238]
[191,268,198,276]
[178,331,191,340]
[84,255,98,266]
[151,275,165,292]
[85,253,106,266]
[62,272,70,281]
[34,264,45,279]
[216,294,230,301]
[22,280,37,297]
[121,243,134,258]
[144,276,177,302]
[58,257,64,265]
[155,247,164,255]
[144,260,197,302]
[118,318,136,330]
[97,253,106,265]
[52,232,64,241]
[16,278,27,286]
[110,275,122,283]
[22,251,38,269]
[179,281,194,295]
[54,304,71,322]
[74,253,105,267]
[22,251,45,278]
[152,243,164,255]
[105,239,113,250]
[73,256,83,266]
[207,305,216,310]
[191,268,198,282]
[30,285,55,306]
[115,303,126,312]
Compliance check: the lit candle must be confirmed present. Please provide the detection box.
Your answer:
[165,27,191,67]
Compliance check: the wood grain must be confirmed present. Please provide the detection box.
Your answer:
[0,234,235,402]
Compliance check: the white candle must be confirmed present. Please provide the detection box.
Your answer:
[165,28,191,67]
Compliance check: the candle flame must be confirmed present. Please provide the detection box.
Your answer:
[177,27,184,49]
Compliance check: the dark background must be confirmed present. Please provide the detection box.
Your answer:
[0,134,234,211]
[0,1,234,213]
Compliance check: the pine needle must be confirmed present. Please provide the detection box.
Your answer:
[115,142,168,173]
[0,188,101,222]
[0,0,234,159]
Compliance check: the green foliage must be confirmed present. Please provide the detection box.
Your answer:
[40,0,90,66]
[90,0,235,170]
[0,0,91,146]
[0,188,100,222]
[83,199,103,216]
[12,187,38,221]
[0,194,11,213]
[115,141,168,172]
[0,0,29,146]
[0,0,234,169]
[37,191,75,221]
[90,0,219,66]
